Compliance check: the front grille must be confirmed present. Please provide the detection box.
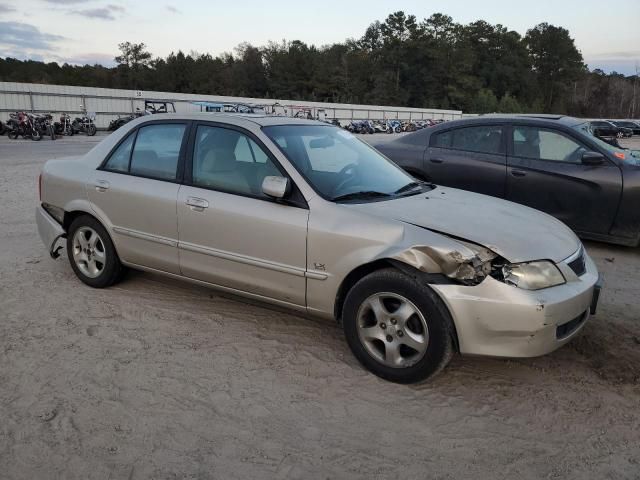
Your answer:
[556,311,587,339]
[567,249,586,277]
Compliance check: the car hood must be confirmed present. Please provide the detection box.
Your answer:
[349,187,580,263]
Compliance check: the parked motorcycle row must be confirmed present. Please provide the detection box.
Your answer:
[345,118,445,134]
[0,111,96,140]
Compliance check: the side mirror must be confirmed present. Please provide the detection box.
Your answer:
[582,151,605,165]
[262,176,290,199]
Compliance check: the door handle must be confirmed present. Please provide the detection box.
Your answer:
[186,196,209,211]
[510,169,527,177]
[430,158,444,164]
[94,180,110,192]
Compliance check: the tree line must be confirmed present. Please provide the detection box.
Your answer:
[1,11,638,118]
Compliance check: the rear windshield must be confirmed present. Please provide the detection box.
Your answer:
[572,122,640,166]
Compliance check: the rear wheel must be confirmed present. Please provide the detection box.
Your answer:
[67,215,125,288]
[342,268,454,383]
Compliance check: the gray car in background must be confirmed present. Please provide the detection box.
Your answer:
[36,114,601,383]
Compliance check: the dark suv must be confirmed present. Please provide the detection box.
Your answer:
[375,115,640,246]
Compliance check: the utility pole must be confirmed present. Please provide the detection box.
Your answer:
[632,62,639,119]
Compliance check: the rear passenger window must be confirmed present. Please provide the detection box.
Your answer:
[129,124,186,180]
[431,126,504,155]
[431,131,452,148]
[104,133,134,172]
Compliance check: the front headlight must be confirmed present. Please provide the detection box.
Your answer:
[502,260,565,290]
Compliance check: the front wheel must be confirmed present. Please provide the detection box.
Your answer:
[87,124,97,136]
[31,129,41,141]
[67,215,125,288]
[342,268,454,383]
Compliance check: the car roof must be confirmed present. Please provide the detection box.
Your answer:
[135,112,325,128]
[476,114,586,126]
[392,114,590,146]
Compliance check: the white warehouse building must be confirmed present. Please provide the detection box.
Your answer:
[0,82,463,129]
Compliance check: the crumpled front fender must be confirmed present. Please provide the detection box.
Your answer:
[390,240,498,285]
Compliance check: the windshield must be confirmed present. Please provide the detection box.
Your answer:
[573,122,640,166]
[263,125,430,201]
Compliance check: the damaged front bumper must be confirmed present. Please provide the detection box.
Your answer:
[431,249,601,358]
[36,205,65,259]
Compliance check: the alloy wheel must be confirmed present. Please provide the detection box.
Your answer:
[72,226,106,278]
[356,292,429,368]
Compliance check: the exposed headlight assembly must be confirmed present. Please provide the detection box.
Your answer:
[502,260,565,290]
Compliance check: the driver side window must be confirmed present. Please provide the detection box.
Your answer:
[513,126,585,163]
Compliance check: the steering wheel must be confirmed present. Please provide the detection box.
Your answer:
[331,163,359,197]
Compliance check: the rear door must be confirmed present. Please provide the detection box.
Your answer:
[506,124,622,234]
[88,122,188,274]
[425,124,507,197]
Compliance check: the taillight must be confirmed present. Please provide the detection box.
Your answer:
[38,173,42,202]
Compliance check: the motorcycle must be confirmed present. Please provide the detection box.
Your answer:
[33,113,56,140]
[402,121,417,132]
[386,119,402,134]
[72,113,97,136]
[108,109,143,131]
[347,120,375,134]
[372,120,389,133]
[8,112,41,140]
[54,113,74,136]
[0,120,5,135]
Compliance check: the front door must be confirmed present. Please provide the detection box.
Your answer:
[176,123,308,306]
[506,125,622,235]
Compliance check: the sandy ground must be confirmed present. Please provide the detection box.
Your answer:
[0,132,639,479]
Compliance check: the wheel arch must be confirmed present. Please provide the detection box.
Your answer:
[62,208,122,259]
[334,258,460,353]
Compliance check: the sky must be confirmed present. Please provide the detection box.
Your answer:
[1,0,639,75]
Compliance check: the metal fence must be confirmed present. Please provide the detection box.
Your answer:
[0,82,463,129]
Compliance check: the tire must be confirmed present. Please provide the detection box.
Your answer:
[66,215,125,288]
[87,124,97,136]
[31,129,41,141]
[342,268,454,383]
[8,129,18,140]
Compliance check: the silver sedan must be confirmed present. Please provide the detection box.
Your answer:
[36,114,602,383]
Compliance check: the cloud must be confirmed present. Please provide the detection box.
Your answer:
[41,0,87,3]
[166,5,180,14]
[62,52,116,67]
[585,51,639,75]
[586,60,638,76]
[0,4,16,13]
[0,21,64,51]
[70,4,125,20]
[586,51,640,60]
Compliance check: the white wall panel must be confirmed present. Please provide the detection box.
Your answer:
[0,81,463,128]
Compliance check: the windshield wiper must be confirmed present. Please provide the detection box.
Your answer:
[331,191,392,202]
[394,181,434,195]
